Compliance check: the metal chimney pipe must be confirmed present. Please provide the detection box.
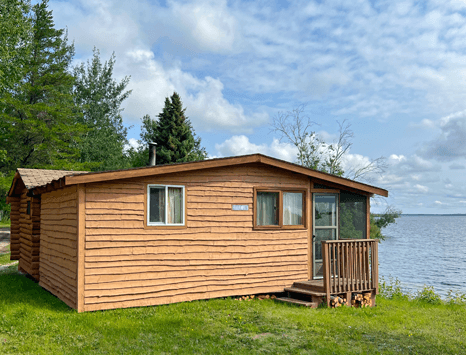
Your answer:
[148,142,157,166]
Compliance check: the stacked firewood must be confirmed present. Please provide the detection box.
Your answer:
[234,294,277,301]
[330,295,346,308]
[351,292,372,308]
[329,293,372,308]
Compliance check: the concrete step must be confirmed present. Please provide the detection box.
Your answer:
[275,297,318,308]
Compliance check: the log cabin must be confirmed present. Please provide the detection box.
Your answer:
[6,153,388,311]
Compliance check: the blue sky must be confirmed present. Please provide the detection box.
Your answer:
[48,0,466,214]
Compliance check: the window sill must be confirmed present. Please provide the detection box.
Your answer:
[144,224,187,230]
[254,225,307,231]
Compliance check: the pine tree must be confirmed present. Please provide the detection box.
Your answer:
[0,0,31,94]
[0,0,85,173]
[137,92,207,166]
[73,47,132,171]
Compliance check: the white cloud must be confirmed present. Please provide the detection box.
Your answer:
[419,109,466,160]
[214,136,297,161]
[449,163,466,169]
[414,184,429,193]
[123,138,141,153]
[121,49,269,132]
[169,0,238,54]
[51,0,265,134]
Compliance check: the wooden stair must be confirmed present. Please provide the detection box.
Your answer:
[277,280,327,307]
[275,297,318,308]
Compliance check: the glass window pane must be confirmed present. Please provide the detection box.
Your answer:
[340,192,366,239]
[168,187,183,224]
[313,229,336,278]
[257,192,279,226]
[283,192,303,225]
[149,187,165,223]
[314,195,337,226]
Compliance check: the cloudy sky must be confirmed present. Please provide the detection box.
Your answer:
[47,0,466,214]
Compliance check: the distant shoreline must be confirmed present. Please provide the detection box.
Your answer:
[394,214,466,217]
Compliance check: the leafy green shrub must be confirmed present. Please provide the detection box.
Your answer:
[446,290,466,305]
[414,285,442,305]
[379,277,408,299]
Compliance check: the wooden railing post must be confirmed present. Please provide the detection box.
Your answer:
[322,241,331,307]
[373,240,379,294]
[319,239,379,299]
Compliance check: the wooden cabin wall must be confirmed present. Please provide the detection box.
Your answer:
[8,197,20,260]
[83,163,310,312]
[39,186,78,309]
[18,189,40,279]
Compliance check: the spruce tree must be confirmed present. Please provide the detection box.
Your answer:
[73,47,132,171]
[0,0,31,94]
[137,92,207,166]
[0,0,85,173]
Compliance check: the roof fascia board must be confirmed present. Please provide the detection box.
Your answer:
[65,155,262,185]
[259,156,388,197]
[63,154,387,197]
[7,172,20,197]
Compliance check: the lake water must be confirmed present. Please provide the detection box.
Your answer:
[379,215,466,297]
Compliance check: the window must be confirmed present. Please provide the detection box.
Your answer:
[339,191,366,239]
[147,185,185,226]
[26,200,31,216]
[255,189,305,229]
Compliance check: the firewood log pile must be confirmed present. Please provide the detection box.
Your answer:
[351,292,372,308]
[234,294,277,301]
[329,292,372,308]
[330,295,346,308]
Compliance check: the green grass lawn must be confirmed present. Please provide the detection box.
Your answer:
[0,220,11,228]
[0,267,465,355]
[0,251,13,266]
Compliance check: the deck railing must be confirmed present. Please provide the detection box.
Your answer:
[322,239,378,305]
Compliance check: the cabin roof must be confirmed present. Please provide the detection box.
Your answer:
[16,168,88,189]
[9,154,389,197]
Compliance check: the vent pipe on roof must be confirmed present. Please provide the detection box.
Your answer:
[148,142,157,166]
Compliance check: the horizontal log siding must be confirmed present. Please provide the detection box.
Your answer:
[39,186,78,309]
[18,189,40,279]
[84,163,309,311]
[9,197,20,260]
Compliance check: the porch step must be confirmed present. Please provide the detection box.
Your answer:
[275,297,318,308]
[292,281,325,293]
[285,287,326,297]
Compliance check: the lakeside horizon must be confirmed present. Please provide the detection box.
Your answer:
[371,213,466,216]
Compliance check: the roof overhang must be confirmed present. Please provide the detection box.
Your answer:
[54,154,388,197]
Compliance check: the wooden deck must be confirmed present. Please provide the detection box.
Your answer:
[280,239,379,308]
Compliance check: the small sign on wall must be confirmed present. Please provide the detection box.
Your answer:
[232,205,249,211]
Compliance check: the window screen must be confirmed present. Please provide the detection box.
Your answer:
[339,192,366,239]
[149,187,165,223]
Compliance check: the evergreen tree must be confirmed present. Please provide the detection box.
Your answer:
[73,47,132,171]
[136,92,207,166]
[0,0,85,173]
[0,0,31,94]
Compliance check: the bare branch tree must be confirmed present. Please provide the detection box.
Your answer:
[270,104,324,169]
[271,106,387,182]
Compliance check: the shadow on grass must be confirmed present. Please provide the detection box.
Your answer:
[0,271,74,313]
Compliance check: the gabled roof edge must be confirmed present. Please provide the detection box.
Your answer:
[61,153,388,197]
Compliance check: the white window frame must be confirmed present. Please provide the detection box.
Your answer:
[147,184,185,226]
